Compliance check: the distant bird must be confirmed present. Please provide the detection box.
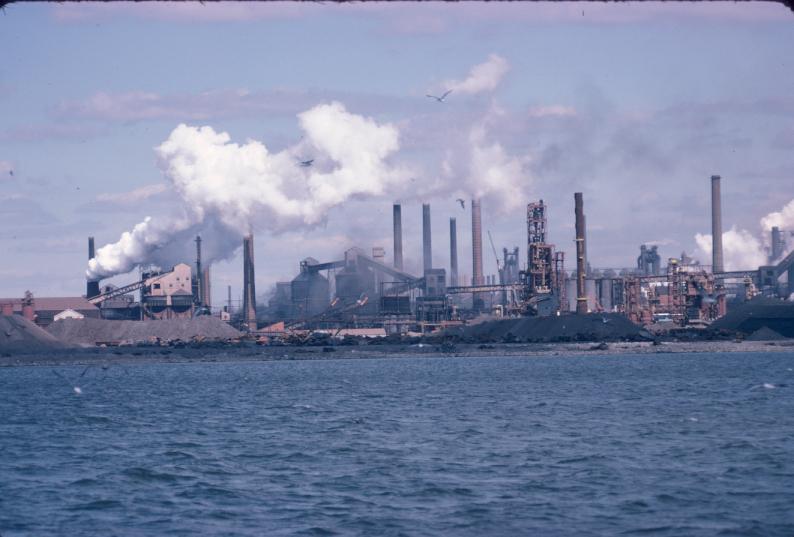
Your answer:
[426,89,453,103]
[296,158,314,168]
[456,198,465,209]
[52,365,92,395]
[9,170,13,176]
[601,317,610,324]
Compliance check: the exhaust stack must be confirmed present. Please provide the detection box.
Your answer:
[242,234,257,331]
[574,192,588,314]
[393,203,403,270]
[422,204,432,272]
[711,175,724,274]
[471,199,484,286]
[450,217,458,287]
[86,237,100,299]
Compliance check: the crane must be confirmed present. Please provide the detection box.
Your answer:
[487,230,503,278]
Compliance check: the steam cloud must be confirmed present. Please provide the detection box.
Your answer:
[444,54,510,95]
[87,102,406,280]
[694,197,794,270]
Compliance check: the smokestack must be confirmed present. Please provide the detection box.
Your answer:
[242,234,257,331]
[471,199,484,286]
[393,204,403,271]
[227,285,232,313]
[194,235,203,306]
[574,192,588,314]
[86,237,100,299]
[771,226,782,262]
[450,217,458,287]
[711,175,724,274]
[422,203,432,272]
[201,267,211,308]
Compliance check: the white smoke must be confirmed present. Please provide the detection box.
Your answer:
[694,226,767,271]
[87,102,406,280]
[694,197,794,271]
[444,54,510,95]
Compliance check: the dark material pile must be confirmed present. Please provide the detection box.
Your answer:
[47,316,242,346]
[446,313,647,343]
[1,314,68,353]
[710,297,794,338]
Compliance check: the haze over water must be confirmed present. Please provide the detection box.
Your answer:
[2,352,793,536]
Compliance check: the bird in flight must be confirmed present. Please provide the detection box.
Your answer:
[456,198,465,209]
[52,365,92,394]
[296,158,314,168]
[426,90,453,103]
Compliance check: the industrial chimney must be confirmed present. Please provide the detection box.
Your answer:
[450,217,458,287]
[242,234,257,331]
[393,203,403,271]
[422,204,432,272]
[201,267,211,308]
[471,199,484,286]
[574,192,588,314]
[711,175,724,274]
[86,237,100,299]
[194,235,203,306]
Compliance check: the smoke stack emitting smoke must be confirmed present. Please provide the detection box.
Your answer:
[87,98,534,281]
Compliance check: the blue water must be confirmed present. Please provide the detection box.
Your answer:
[1,352,793,536]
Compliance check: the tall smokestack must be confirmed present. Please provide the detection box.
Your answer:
[422,203,432,272]
[227,285,232,313]
[393,203,403,271]
[574,192,588,314]
[194,235,203,306]
[86,237,100,299]
[242,234,257,331]
[711,175,724,274]
[450,217,458,287]
[201,267,211,308]
[771,226,783,262]
[471,199,484,286]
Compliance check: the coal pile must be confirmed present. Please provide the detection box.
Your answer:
[710,297,794,338]
[47,316,242,346]
[447,313,647,343]
[1,314,68,353]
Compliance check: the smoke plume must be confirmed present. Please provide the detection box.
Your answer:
[87,102,406,280]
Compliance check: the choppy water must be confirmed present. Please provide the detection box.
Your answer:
[1,352,794,536]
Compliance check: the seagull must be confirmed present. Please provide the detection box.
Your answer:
[426,89,453,103]
[9,170,13,176]
[52,365,92,394]
[297,158,314,168]
[456,198,465,209]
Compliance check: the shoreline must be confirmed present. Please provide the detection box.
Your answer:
[2,340,793,368]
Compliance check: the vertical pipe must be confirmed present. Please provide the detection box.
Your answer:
[575,192,588,314]
[227,285,232,313]
[771,226,782,261]
[471,199,484,285]
[86,237,101,299]
[242,234,257,331]
[202,267,211,308]
[450,217,458,287]
[195,235,202,306]
[393,203,403,271]
[711,175,724,274]
[422,203,432,272]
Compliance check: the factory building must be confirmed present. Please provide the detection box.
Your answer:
[0,293,100,327]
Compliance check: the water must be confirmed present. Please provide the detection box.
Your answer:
[1,352,793,536]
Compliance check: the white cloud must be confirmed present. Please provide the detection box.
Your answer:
[444,54,510,95]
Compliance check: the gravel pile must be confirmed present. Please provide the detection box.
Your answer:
[447,313,647,343]
[47,316,242,346]
[710,298,794,338]
[1,314,68,353]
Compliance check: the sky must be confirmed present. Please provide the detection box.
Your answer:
[2,1,794,306]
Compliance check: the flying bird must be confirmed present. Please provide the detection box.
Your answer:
[52,366,92,395]
[296,158,314,168]
[8,170,13,176]
[426,90,453,103]
[456,198,465,209]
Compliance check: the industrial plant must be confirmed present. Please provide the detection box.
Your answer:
[3,176,794,343]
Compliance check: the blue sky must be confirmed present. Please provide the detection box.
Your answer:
[2,2,794,304]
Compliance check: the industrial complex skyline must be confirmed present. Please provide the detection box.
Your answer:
[2,2,794,304]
